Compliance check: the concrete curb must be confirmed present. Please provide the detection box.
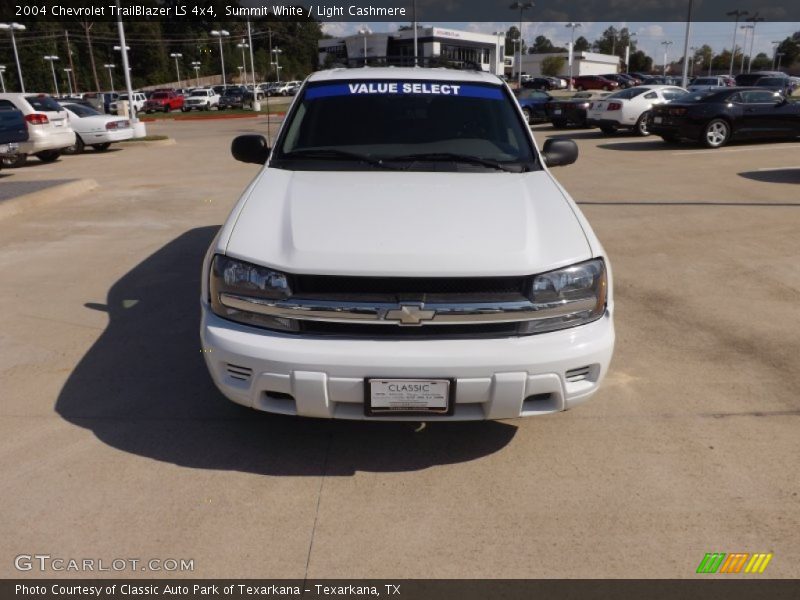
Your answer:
[0,178,99,221]
[120,138,177,146]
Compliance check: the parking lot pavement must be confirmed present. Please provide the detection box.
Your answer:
[1,119,798,579]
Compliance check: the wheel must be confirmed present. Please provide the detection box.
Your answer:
[181,107,189,112]
[92,143,112,152]
[163,106,169,113]
[702,119,730,148]
[660,134,679,143]
[62,135,85,155]
[522,108,531,123]
[551,120,568,129]
[1,153,27,168]
[576,85,584,91]
[635,112,651,137]
[203,104,210,111]
[600,125,618,135]
[603,85,610,91]
[35,150,61,163]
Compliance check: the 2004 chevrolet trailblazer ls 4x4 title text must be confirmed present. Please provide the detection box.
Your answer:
[200,68,615,420]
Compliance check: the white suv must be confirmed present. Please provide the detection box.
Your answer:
[0,93,76,166]
[109,92,146,115]
[201,68,615,420]
[182,88,220,111]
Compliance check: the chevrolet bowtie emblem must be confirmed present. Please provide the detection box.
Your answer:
[384,304,436,326]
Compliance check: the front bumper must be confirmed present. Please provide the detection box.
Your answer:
[200,305,615,421]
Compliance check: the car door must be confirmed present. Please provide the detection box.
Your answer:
[739,90,784,138]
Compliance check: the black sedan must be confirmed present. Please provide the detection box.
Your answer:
[648,87,800,148]
[545,91,610,128]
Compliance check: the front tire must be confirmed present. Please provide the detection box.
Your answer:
[35,150,61,163]
[1,153,27,168]
[62,135,85,155]
[703,119,731,148]
[635,112,651,137]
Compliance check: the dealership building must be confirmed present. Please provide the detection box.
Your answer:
[518,51,621,77]
[318,27,507,74]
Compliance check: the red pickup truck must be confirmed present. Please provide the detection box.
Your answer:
[143,91,184,113]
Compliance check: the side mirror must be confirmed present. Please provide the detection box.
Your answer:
[541,138,578,167]
[231,135,270,165]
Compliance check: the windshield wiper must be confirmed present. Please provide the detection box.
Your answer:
[280,149,397,169]
[384,152,523,172]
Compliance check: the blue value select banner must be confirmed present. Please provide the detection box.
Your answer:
[305,82,505,100]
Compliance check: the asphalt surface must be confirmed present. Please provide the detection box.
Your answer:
[1,118,798,579]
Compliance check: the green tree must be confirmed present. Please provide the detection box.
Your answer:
[628,51,652,73]
[573,36,591,52]
[540,56,566,76]
[592,26,636,58]
[505,26,526,56]
[528,35,566,54]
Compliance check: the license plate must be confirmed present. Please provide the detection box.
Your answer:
[654,116,663,124]
[366,379,451,415]
[553,109,562,115]
[53,120,63,127]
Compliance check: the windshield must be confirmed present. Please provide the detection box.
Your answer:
[275,80,536,172]
[607,87,648,100]
[190,91,207,97]
[692,78,719,85]
[64,104,101,117]
[25,95,63,112]
[152,93,168,99]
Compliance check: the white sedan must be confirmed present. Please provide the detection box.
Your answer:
[58,102,133,154]
[586,85,688,136]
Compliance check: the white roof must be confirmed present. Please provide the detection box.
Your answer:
[308,67,503,85]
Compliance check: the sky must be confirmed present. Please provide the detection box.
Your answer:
[321,21,800,62]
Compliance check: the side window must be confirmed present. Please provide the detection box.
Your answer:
[727,93,742,103]
[644,92,657,99]
[0,99,18,111]
[742,91,776,104]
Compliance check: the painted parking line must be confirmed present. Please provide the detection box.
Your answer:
[671,144,800,156]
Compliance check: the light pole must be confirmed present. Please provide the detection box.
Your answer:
[708,52,714,76]
[679,0,694,88]
[0,66,5,93]
[191,61,201,87]
[509,2,534,89]
[625,32,637,73]
[745,15,765,73]
[726,9,748,78]
[661,41,673,76]
[771,41,781,70]
[565,22,581,90]
[44,55,60,96]
[0,22,26,92]
[271,48,283,83]
[210,29,230,89]
[739,25,753,73]
[114,0,138,129]
[236,41,249,84]
[689,46,697,77]
[103,63,115,93]
[63,68,73,96]
[170,52,182,88]
[776,53,784,70]
[237,66,244,84]
[358,26,371,66]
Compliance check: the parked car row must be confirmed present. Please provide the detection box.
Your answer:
[0,92,134,167]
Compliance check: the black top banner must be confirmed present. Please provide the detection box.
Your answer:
[2,0,800,23]
[4,580,800,600]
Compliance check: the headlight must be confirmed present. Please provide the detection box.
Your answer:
[209,255,298,332]
[519,258,608,334]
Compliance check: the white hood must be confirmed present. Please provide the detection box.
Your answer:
[223,169,591,277]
